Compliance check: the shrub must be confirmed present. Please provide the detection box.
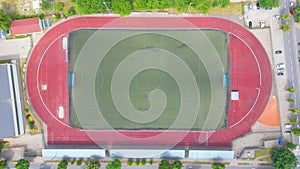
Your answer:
[135,159,140,166]
[76,160,82,166]
[141,159,146,166]
[149,159,153,165]
[288,98,295,102]
[54,13,61,19]
[127,159,133,166]
[70,160,75,165]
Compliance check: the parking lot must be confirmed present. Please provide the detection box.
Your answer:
[244,3,279,29]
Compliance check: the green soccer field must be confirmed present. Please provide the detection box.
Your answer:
[69,29,228,131]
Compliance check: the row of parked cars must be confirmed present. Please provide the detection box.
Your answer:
[248,20,265,29]
[276,63,285,76]
[285,123,292,135]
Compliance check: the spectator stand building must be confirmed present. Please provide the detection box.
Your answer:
[0,62,24,138]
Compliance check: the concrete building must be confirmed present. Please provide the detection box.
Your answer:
[0,63,24,138]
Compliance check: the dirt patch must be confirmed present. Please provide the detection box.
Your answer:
[258,96,280,126]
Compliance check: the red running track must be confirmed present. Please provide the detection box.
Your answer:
[26,16,272,147]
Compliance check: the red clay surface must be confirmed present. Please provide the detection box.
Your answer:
[26,16,272,147]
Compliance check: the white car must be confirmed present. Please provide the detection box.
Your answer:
[260,20,265,28]
[277,68,284,73]
[285,123,292,129]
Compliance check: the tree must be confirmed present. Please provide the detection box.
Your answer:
[127,159,133,166]
[141,159,146,166]
[211,162,225,169]
[149,159,153,165]
[0,160,7,169]
[281,24,291,32]
[57,160,68,169]
[0,10,12,30]
[41,0,52,10]
[271,149,297,169]
[15,159,30,169]
[86,159,100,169]
[289,107,299,115]
[73,0,107,14]
[133,0,148,10]
[281,13,291,20]
[287,98,295,102]
[172,160,183,169]
[290,118,299,125]
[64,7,76,16]
[292,127,300,136]
[295,14,300,23]
[293,5,300,14]
[221,0,230,8]
[76,160,82,166]
[286,142,297,150]
[135,159,140,166]
[54,2,65,11]
[54,13,61,19]
[258,0,279,8]
[106,159,121,169]
[287,86,297,92]
[111,0,132,16]
[195,0,212,13]
[158,160,170,169]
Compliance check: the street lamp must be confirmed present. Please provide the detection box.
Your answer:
[103,1,112,14]
[185,2,193,14]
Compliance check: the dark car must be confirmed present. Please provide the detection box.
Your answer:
[298,50,300,55]
[265,7,272,10]
[275,50,282,54]
[256,3,260,9]
[298,42,300,46]
[249,21,253,29]
[277,72,284,76]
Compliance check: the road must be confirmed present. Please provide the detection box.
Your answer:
[6,162,276,169]
[279,0,300,144]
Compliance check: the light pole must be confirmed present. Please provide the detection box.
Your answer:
[103,1,112,14]
[185,2,193,14]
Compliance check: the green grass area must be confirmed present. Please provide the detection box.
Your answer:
[255,148,272,160]
[69,29,228,130]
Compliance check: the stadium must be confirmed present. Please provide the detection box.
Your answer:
[26,16,272,150]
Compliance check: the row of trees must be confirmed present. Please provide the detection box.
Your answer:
[72,0,231,16]
[286,86,300,135]
[257,0,279,8]
[293,5,300,22]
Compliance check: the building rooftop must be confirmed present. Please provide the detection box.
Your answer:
[10,17,42,35]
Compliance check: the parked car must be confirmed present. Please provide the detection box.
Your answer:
[277,72,284,76]
[290,0,294,7]
[284,131,292,135]
[275,50,282,54]
[276,63,285,68]
[298,42,300,46]
[277,68,284,73]
[265,7,272,10]
[285,123,292,129]
[249,21,253,29]
[256,3,260,9]
[248,4,253,11]
[272,15,280,19]
[260,20,265,28]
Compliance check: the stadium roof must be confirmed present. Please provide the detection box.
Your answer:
[0,64,24,138]
[10,18,42,35]
[110,149,185,159]
[42,149,106,159]
[189,150,234,159]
